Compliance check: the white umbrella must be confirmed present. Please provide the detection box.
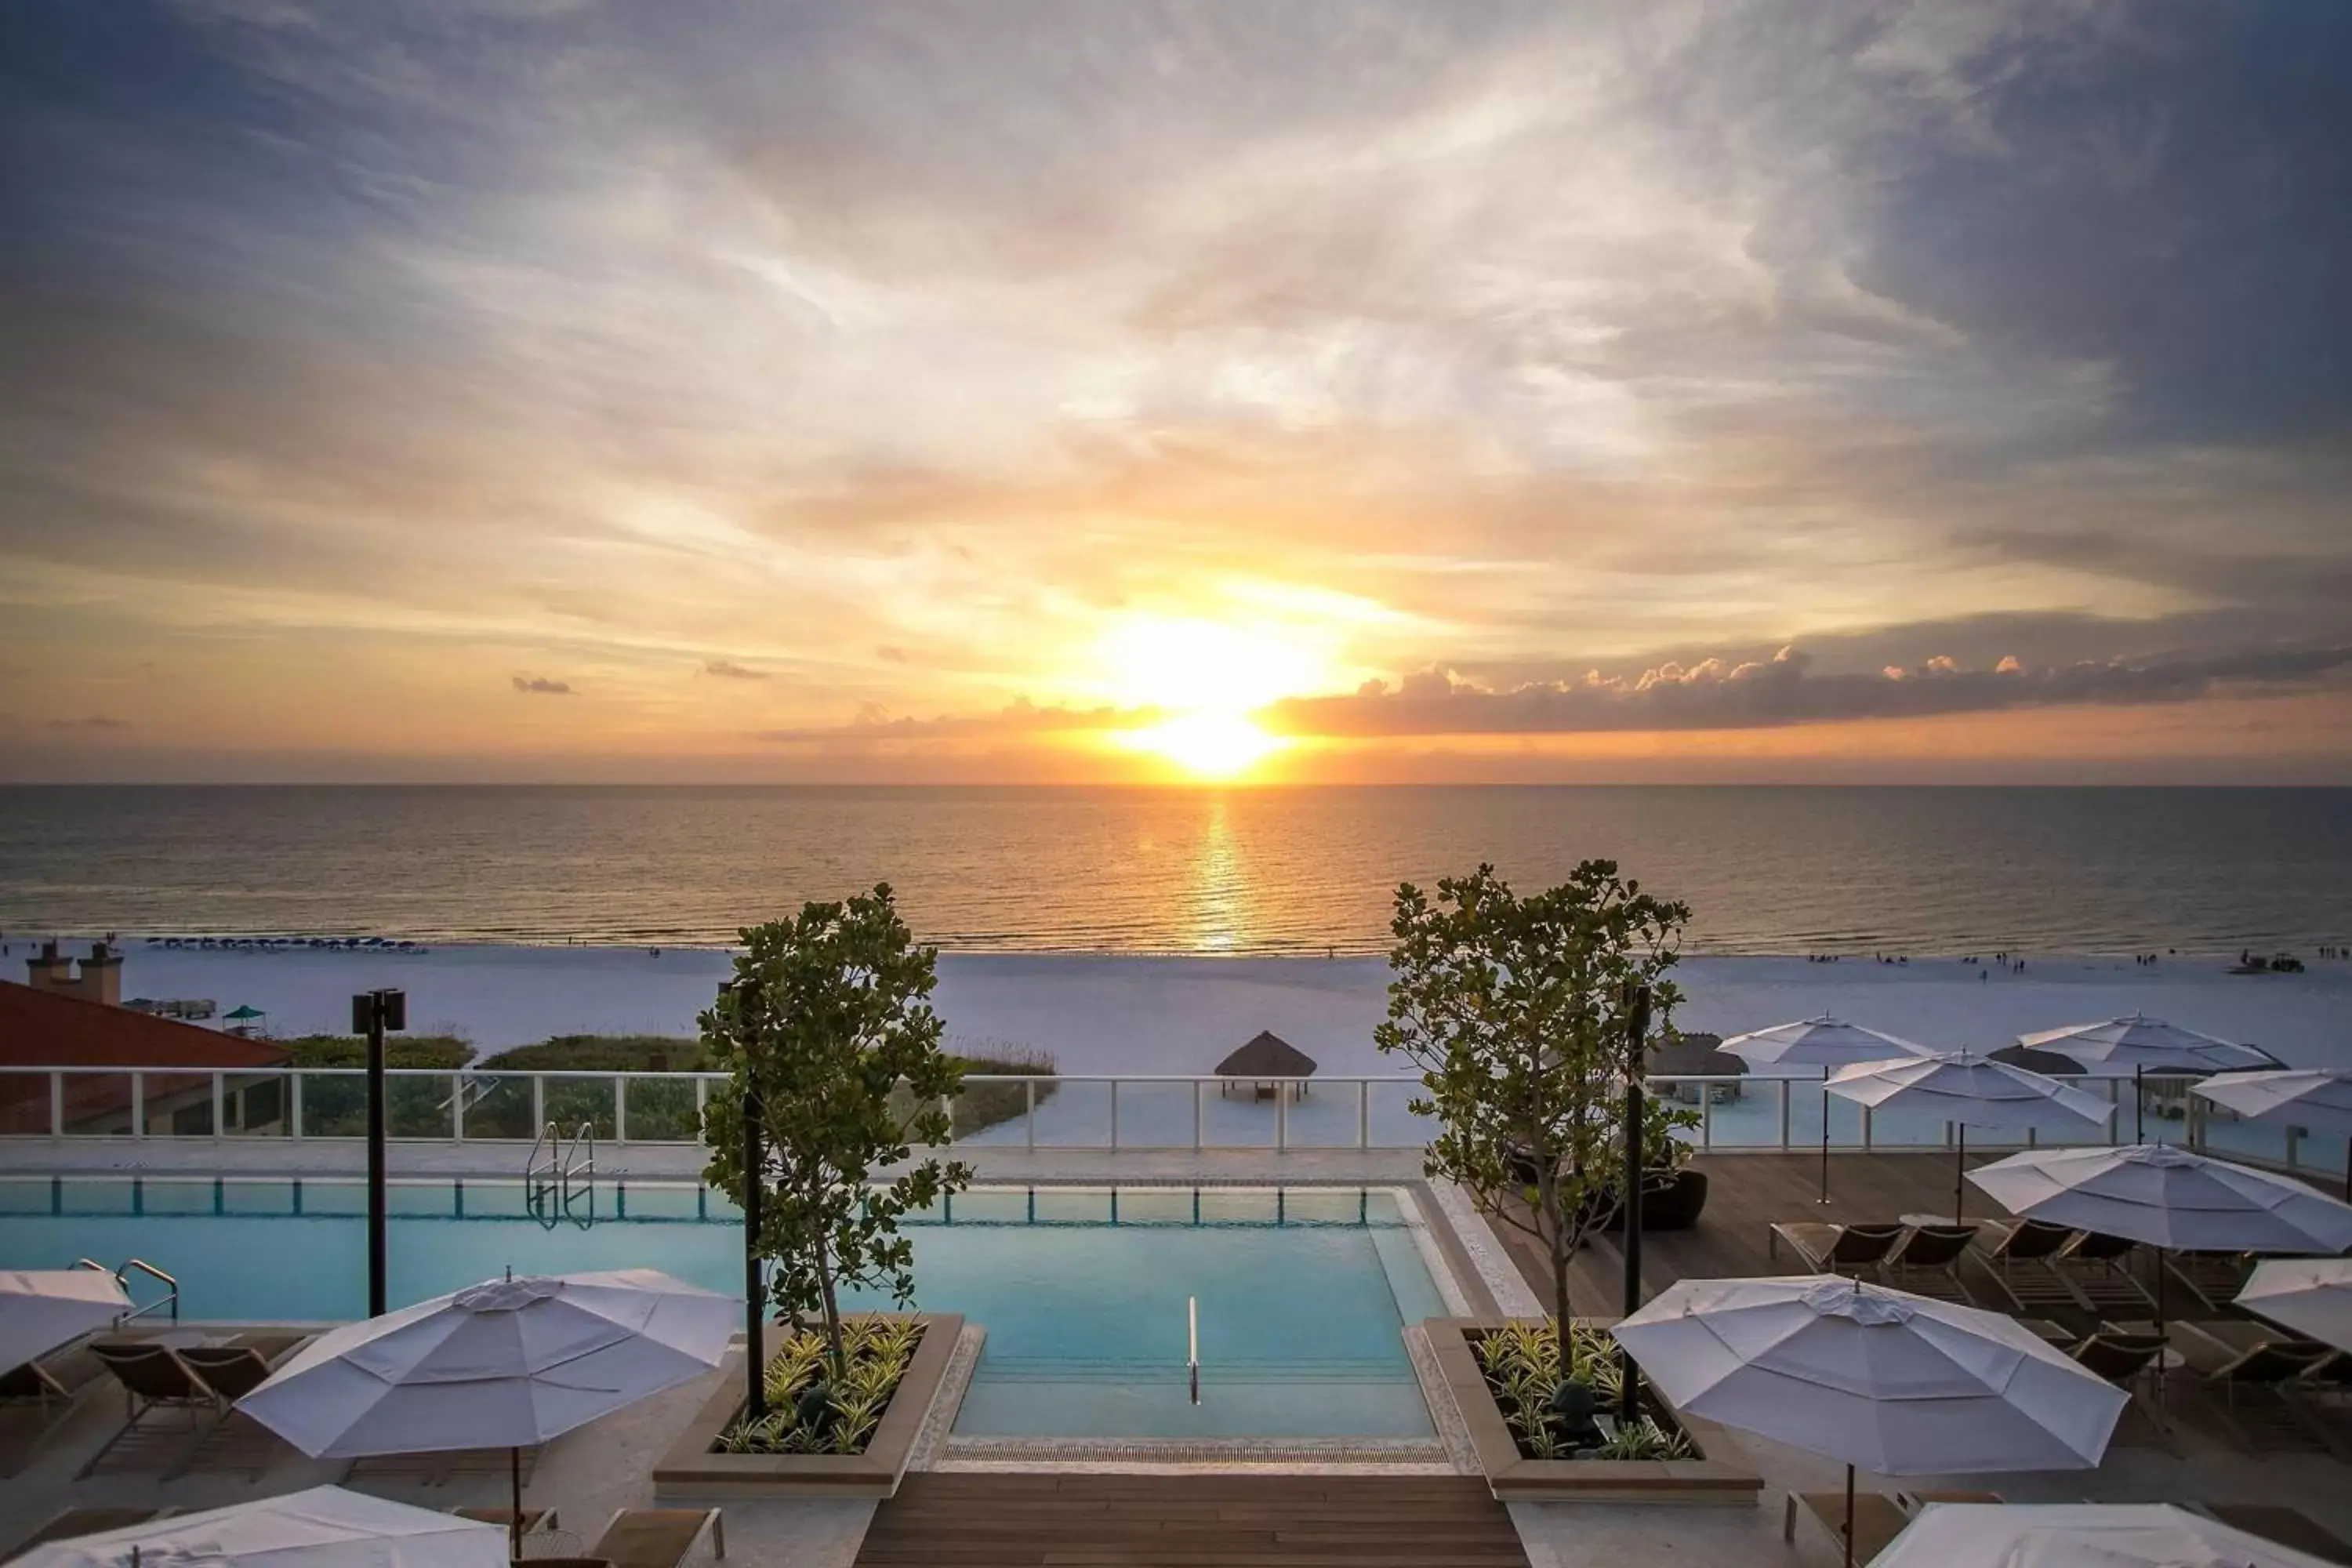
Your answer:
[1612,1275,2124,1568]
[2192,1070,2352,1201]
[1722,1018,1938,1203]
[1875,1503,2336,1568]
[13,1484,506,1568]
[240,1269,733,1556]
[1828,1052,2114,1223]
[2238,1258,2352,1353]
[1969,1143,2352,1339]
[0,1269,129,1373]
[2017,1014,2278,1141]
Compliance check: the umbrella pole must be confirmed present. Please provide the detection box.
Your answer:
[1842,1462,1856,1568]
[511,1445,523,1559]
[1818,1088,1832,1205]
[1953,1123,1965,1224]
[2135,1064,2144,1144]
[2343,1137,2349,1204]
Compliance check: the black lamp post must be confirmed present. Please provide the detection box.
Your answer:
[350,987,406,1319]
[725,978,768,1423]
[1619,981,1652,1420]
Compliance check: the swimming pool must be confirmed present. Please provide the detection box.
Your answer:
[0,1179,1446,1439]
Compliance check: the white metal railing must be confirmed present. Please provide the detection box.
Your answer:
[0,1065,2310,1171]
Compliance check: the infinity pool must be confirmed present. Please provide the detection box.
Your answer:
[0,1179,1444,1439]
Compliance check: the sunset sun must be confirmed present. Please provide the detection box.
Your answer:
[1091,614,1325,780]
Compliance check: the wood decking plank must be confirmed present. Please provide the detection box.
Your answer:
[856,1475,1526,1568]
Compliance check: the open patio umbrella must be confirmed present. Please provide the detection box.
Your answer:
[1873,1503,2336,1568]
[2238,1258,2352,1352]
[2192,1069,2352,1200]
[1613,1275,2124,1568]
[1826,1051,2114,1222]
[0,1269,129,1373]
[1968,1143,2352,1341]
[2017,1014,2279,1142]
[238,1269,733,1559]
[1721,1018,1937,1203]
[13,1484,506,1568]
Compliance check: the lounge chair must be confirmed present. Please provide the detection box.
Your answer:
[0,1343,114,1479]
[2,1508,174,1563]
[2165,1250,2256,1314]
[1969,1219,2083,1312]
[2199,1504,2352,1566]
[2154,1320,2338,1454]
[74,1342,216,1478]
[168,1336,314,1479]
[2052,1232,2158,1316]
[532,1508,726,1567]
[1879,1225,1978,1300]
[1768,1221,1906,1276]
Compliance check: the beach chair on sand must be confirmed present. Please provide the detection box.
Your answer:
[1970,1220,2084,1313]
[1878,1225,1979,1300]
[530,1508,726,1567]
[1768,1221,1906,1277]
[2,1508,175,1563]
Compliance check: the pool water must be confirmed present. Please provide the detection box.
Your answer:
[0,1180,1443,1439]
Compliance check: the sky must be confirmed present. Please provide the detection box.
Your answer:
[2,1,2350,785]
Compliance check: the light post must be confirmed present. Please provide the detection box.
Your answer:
[350,988,406,1319]
[1619,982,1652,1420]
[724,978,768,1423]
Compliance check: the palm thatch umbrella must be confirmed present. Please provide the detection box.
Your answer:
[1215,1030,1317,1099]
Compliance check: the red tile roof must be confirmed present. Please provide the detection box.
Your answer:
[0,981,290,1069]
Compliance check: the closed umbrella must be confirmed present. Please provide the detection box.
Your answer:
[1825,1052,2114,1222]
[1968,1143,2352,1341]
[14,1484,506,1567]
[239,1269,733,1558]
[2238,1258,2352,1353]
[2192,1069,2352,1200]
[1722,1018,1936,1203]
[1612,1275,2124,1568]
[1875,1503,2336,1568]
[2017,1014,2278,1142]
[0,1269,129,1374]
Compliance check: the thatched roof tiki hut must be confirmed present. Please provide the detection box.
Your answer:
[1217,1031,1318,1100]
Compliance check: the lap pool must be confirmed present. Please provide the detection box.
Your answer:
[0,1180,1447,1439]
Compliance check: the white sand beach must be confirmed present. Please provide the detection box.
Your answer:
[54,939,2352,1073]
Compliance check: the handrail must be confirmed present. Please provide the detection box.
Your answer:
[525,1120,561,1197]
[561,1120,595,1212]
[116,1258,180,1323]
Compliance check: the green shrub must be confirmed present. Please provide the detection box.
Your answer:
[715,1317,926,1456]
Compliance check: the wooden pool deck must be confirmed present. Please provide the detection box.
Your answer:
[855,1473,1529,1568]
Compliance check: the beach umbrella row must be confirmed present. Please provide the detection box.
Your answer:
[1613,1275,2125,1568]
[238,1268,735,1560]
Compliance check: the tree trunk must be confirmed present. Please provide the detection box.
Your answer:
[814,1241,849,1383]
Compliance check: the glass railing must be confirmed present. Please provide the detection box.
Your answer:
[0,1066,2291,1166]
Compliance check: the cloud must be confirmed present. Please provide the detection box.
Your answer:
[1268,644,2352,736]
[511,675,574,695]
[701,659,768,681]
[44,715,132,731]
[755,696,1155,744]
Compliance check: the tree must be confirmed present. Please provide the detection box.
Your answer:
[1376,862,1691,1327]
[699,886,971,1380]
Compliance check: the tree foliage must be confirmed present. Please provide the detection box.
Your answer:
[699,886,970,1376]
[1375,861,1692,1325]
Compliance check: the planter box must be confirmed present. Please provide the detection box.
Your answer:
[1425,1317,1760,1505]
[652,1312,964,1501]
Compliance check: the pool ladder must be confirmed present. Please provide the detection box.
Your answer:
[525,1120,597,1230]
[74,1256,179,1324]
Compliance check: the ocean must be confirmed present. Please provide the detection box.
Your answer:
[2,786,2348,957]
